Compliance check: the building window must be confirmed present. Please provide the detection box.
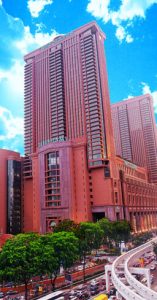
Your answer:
[7,160,22,234]
[45,151,61,207]
[115,192,118,204]
[104,165,110,178]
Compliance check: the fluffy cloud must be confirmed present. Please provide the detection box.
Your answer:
[141,82,157,113]
[15,26,58,55]
[0,60,24,96]
[87,0,157,43]
[0,9,58,110]
[0,4,58,153]
[87,0,110,23]
[27,0,53,18]
[0,107,23,144]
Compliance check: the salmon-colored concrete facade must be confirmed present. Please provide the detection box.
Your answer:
[22,22,157,234]
[111,94,157,184]
[116,156,157,232]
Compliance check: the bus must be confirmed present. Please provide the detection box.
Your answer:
[37,290,64,300]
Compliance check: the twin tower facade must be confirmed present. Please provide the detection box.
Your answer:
[9,22,157,234]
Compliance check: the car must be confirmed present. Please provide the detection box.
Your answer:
[108,288,117,296]
[141,277,147,284]
[4,282,14,287]
[78,265,83,271]
[69,290,77,296]
[101,278,106,285]
[90,280,99,286]
[76,290,83,296]
[150,265,156,270]
[151,278,154,284]
[99,285,106,292]
[6,290,18,295]
[77,284,87,290]
[95,253,101,257]
[90,285,99,295]
[0,292,5,299]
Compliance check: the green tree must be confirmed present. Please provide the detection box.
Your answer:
[0,233,42,300]
[40,235,59,290]
[76,222,103,282]
[111,220,131,248]
[53,219,79,234]
[41,231,79,290]
[98,218,113,247]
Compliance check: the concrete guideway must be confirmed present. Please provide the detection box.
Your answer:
[110,237,157,300]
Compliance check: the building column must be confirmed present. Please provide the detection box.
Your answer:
[147,213,151,230]
[142,213,145,231]
[154,212,157,228]
[150,213,153,229]
[154,212,156,228]
[136,213,141,233]
[145,213,149,231]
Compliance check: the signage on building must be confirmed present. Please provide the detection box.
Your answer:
[38,136,67,148]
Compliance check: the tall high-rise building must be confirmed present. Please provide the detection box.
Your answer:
[0,149,22,234]
[23,22,118,233]
[24,22,115,166]
[23,22,157,234]
[111,94,157,184]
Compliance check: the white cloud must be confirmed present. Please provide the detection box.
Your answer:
[127,95,133,99]
[87,0,157,43]
[122,94,133,101]
[115,26,125,43]
[15,25,58,55]
[0,60,24,96]
[141,82,157,113]
[87,0,110,23]
[141,82,151,94]
[0,4,59,153]
[0,106,24,140]
[0,1,2,6]
[126,34,133,43]
[27,0,53,18]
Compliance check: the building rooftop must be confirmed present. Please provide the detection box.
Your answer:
[24,21,106,61]
[111,93,152,107]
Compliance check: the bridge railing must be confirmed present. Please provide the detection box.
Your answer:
[124,239,157,300]
[111,237,157,300]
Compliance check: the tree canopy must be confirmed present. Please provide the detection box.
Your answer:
[0,218,131,294]
[0,233,42,299]
[98,218,113,243]
[53,219,78,234]
[112,220,131,244]
[36,231,79,290]
[75,222,103,281]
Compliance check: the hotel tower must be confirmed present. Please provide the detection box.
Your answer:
[23,22,157,233]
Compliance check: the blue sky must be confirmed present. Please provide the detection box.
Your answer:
[0,0,157,154]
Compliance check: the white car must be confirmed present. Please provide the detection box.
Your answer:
[150,265,156,270]
[77,265,83,271]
